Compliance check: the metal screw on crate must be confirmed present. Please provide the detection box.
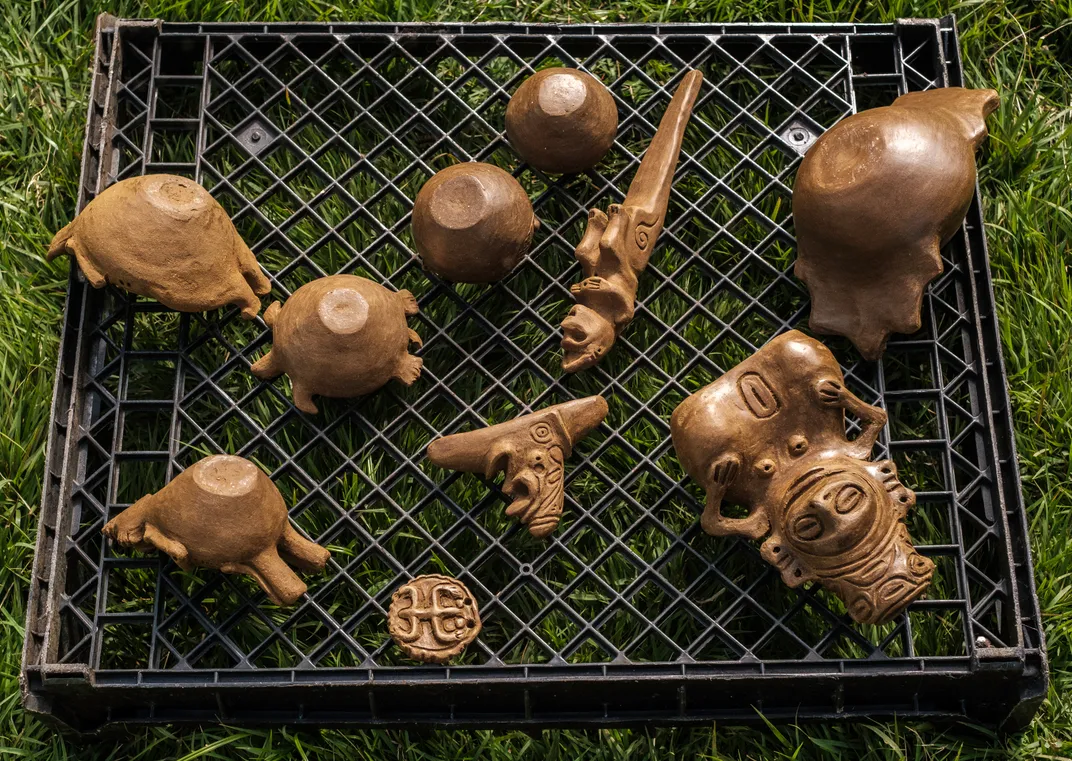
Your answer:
[389,574,482,664]
[46,174,272,318]
[427,396,609,538]
[793,87,1000,360]
[560,70,703,373]
[251,274,423,414]
[670,330,935,625]
[102,455,330,606]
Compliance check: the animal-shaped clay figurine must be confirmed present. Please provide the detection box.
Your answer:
[793,87,1000,359]
[505,67,618,174]
[251,274,422,414]
[670,331,934,625]
[47,174,271,319]
[412,162,539,283]
[427,396,608,538]
[102,455,330,606]
[561,70,703,373]
[388,574,482,664]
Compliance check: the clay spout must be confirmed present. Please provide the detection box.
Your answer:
[622,69,704,232]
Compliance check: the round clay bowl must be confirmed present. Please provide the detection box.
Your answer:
[505,68,617,174]
[412,162,538,283]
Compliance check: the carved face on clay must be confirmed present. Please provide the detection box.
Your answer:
[670,330,934,624]
[561,304,616,373]
[793,87,999,359]
[47,175,271,318]
[251,274,422,414]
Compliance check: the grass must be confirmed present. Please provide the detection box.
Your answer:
[1,0,1071,758]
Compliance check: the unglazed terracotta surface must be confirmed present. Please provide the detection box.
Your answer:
[251,274,422,414]
[793,87,1000,360]
[388,574,482,664]
[505,67,618,174]
[427,396,608,538]
[412,162,539,283]
[47,174,271,319]
[102,455,330,606]
[560,70,703,373]
[670,331,935,625]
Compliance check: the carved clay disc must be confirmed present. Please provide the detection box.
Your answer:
[388,574,482,664]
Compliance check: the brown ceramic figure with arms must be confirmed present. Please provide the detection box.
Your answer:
[560,70,704,373]
[671,331,935,624]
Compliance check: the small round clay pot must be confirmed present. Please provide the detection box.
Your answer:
[505,68,618,174]
[412,162,539,283]
[47,174,271,319]
[102,454,330,606]
[251,274,422,414]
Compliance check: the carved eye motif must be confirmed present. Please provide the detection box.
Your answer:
[908,553,932,576]
[835,484,865,514]
[793,514,823,541]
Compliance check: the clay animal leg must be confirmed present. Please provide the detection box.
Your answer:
[815,378,888,458]
[102,493,154,547]
[141,524,193,571]
[236,240,272,297]
[699,454,769,540]
[56,236,107,288]
[250,350,284,380]
[291,381,319,415]
[407,328,423,349]
[226,548,308,606]
[230,276,263,321]
[277,521,330,572]
[392,355,423,386]
[396,289,419,316]
[574,208,608,272]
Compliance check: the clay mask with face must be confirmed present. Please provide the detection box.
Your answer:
[670,330,934,624]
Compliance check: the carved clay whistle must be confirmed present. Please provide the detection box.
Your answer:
[505,67,618,174]
[102,455,330,606]
[561,70,703,373]
[427,396,609,538]
[412,162,539,283]
[670,331,934,624]
[388,574,482,664]
[47,174,271,319]
[251,274,422,414]
[793,87,1000,359]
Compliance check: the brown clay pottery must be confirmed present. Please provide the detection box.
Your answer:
[505,67,618,174]
[427,396,608,538]
[251,274,422,414]
[102,454,330,606]
[670,330,934,625]
[793,87,1000,360]
[412,162,539,283]
[561,70,703,373]
[47,174,271,319]
[388,574,482,664]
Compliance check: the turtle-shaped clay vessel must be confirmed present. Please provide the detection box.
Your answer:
[103,455,330,606]
[47,174,271,319]
[251,274,423,414]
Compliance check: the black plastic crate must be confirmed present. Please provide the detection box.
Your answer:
[22,13,1046,732]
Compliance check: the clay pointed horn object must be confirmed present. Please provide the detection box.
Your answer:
[793,87,999,360]
[427,396,609,538]
[560,70,703,373]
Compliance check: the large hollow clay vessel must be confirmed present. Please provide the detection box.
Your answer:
[251,274,422,414]
[47,174,271,319]
[412,162,539,283]
[561,70,703,373]
[670,331,935,625]
[102,454,330,606]
[427,396,609,538]
[505,67,618,174]
[793,87,1000,359]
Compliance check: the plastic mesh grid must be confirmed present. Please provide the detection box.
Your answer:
[51,23,1020,678]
